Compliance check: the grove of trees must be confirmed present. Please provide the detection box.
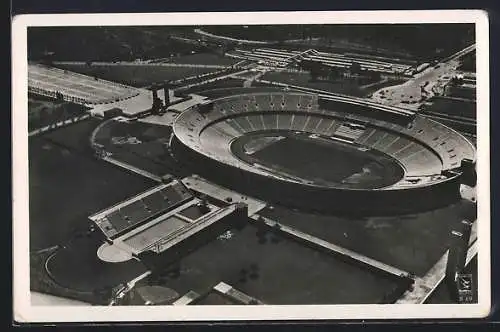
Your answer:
[28,24,475,64]
[299,59,381,84]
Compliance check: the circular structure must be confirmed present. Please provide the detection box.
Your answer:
[133,286,180,305]
[97,243,133,263]
[172,91,476,214]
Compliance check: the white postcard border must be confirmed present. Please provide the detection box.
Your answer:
[12,10,491,322]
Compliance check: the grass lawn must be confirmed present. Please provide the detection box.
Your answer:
[166,53,239,66]
[260,199,476,277]
[28,95,89,131]
[93,120,188,177]
[29,119,156,250]
[261,71,406,98]
[30,248,110,305]
[143,224,401,304]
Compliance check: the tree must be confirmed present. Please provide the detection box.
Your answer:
[327,67,341,81]
[307,61,326,81]
[350,62,362,75]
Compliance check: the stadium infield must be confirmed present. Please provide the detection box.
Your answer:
[231,131,404,189]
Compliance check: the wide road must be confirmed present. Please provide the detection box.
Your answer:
[370,44,475,109]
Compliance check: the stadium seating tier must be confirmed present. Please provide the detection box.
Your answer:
[174,92,476,190]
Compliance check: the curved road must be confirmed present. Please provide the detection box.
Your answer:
[194,28,273,45]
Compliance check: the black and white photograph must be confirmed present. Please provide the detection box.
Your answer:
[12,10,490,322]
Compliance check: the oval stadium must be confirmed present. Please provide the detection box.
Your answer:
[172,91,476,214]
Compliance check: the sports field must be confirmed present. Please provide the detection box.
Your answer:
[54,64,224,87]
[93,120,188,177]
[29,119,156,251]
[260,199,477,277]
[260,71,405,97]
[194,86,284,99]
[166,53,240,66]
[233,133,403,188]
[144,224,403,304]
[181,77,245,95]
[44,232,147,292]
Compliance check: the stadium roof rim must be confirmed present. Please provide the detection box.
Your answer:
[202,91,415,118]
[319,94,414,116]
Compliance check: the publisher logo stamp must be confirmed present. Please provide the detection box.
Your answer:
[457,273,474,303]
